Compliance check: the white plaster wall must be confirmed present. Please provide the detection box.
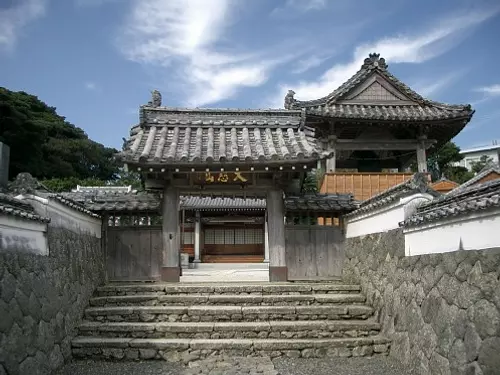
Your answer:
[345,193,434,238]
[0,216,48,255]
[16,195,101,238]
[403,209,500,256]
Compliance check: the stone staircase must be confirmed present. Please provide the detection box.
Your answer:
[72,283,390,362]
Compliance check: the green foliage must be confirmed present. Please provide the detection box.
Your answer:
[446,166,475,184]
[301,168,324,194]
[0,87,119,180]
[429,141,463,174]
[470,155,493,174]
[425,141,474,184]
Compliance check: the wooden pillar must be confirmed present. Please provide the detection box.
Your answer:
[267,188,287,281]
[194,211,201,263]
[417,136,427,173]
[161,184,180,282]
[264,217,270,263]
[102,214,109,283]
[326,135,337,172]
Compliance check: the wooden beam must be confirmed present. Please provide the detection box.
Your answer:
[333,139,436,151]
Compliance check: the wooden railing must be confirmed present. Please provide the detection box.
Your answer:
[320,172,415,201]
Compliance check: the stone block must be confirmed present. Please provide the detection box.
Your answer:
[139,348,157,359]
[478,337,500,375]
[464,323,482,362]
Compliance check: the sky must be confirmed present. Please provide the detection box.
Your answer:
[1,0,500,152]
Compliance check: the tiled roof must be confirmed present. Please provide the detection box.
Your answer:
[119,108,330,166]
[290,54,473,122]
[304,103,471,122]
[447,163,500,195]
[401,178,500,228]
[345,173,439,218]
[61,191,160,213]
[284,194,358,212]
[61,191,266,212]
[0,193,50,223]
[7,173,100,219]
[181,196,266,211]
[48,194,101,218]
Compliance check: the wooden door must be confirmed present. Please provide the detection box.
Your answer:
[107,226,162,281]
[285,225,344,281]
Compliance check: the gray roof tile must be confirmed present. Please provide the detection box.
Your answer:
[119,108,329,166]
[401,178,500,228]
[0,193,50,223]
[62,188,357,213]
[181,196,266,211]
[285,194,358,212]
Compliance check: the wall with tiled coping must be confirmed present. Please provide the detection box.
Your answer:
[0,198,104,375]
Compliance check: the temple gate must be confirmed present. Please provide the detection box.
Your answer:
[113,53,474,283]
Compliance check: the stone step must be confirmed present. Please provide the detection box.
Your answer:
[95,283,361,297]
[89,293,366,307]
[84,304,374,322]
[78,320,380,339]
[72,336,391,360]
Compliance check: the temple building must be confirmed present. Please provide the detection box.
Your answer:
[72,53,474,282]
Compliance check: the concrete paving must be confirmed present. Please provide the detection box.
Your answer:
[180,264,269,282]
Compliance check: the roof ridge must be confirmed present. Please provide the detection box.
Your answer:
[143,106,303,114]
[289,53,472,112]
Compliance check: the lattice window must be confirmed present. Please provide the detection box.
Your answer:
[204,229,215,244]
[235,229,246,244]
[183,231,194,244]
[214,229,225,244]
[254,228,264,244]
[224,229,234,244]
[352,82,400,101]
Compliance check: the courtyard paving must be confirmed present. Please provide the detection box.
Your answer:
[180,264,269,282]
[55,356,417,375]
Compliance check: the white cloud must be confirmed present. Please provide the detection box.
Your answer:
[270,0,328,18]
[85,82,99,90]
[474,84,500,96]
[119,0,301,106]
[292,55,330,74]
[75,0,121,7]
[284,0,327,11]
[263,6,500,107]
[0,0,46,51]
[412,70,466,98]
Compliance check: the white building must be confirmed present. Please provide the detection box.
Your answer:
[456,141,500,171]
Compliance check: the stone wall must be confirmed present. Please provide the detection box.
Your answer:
[0,222,105,374]
[344,229,500,375]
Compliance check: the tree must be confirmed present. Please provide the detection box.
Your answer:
[0,87,119,180]
[470,155,494,174]
[425,141,474,184]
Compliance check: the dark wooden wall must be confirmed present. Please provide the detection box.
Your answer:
[285,225,344,281]
[107,226,162,281]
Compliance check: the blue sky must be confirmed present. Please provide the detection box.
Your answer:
[1,0,500,152]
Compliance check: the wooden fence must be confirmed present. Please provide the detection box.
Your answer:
[285,225,344,281]
[320,172,415,201]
